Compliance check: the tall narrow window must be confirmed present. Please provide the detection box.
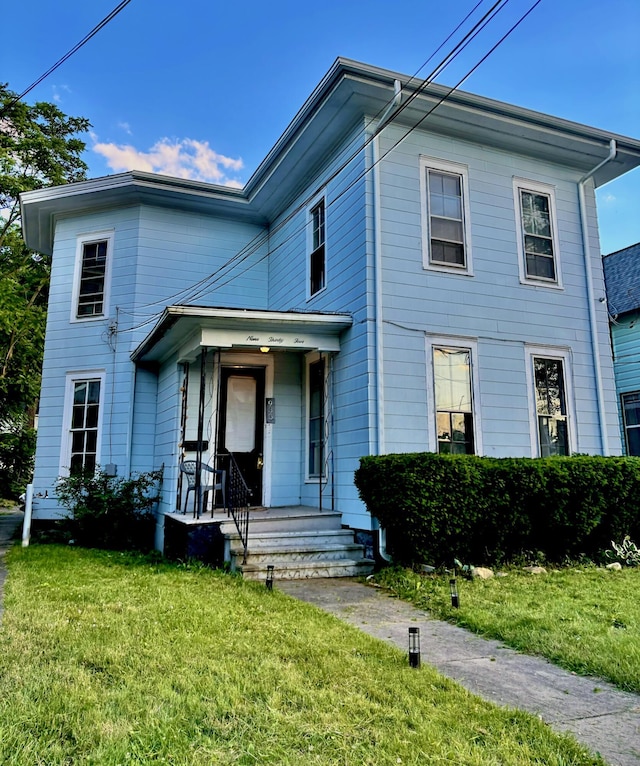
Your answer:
[308,358,325,477]
[77,240,108,317]
[427,169,466,268]
[309,200,325,296]
[69,378,101,473]
[621,392,640,456]
[433,347,474,454]
[534,357,568,456]
[520,190,555,281]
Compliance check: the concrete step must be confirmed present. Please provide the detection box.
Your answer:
[231,542,367,565]
[239,558,375,581]
[229,529,356,548]
[219,510,343,536]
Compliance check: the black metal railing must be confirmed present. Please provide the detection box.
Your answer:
[225,452,251,564]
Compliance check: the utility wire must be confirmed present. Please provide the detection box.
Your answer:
[116,0,514,329]
[0,0,133,118]
[118,0,542,334]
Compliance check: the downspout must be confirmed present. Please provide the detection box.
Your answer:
[372,81,401,562]
[578,138,617,456]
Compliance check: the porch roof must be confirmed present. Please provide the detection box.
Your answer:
[131,305,353,363]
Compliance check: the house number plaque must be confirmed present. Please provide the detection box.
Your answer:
[265,398,276,423]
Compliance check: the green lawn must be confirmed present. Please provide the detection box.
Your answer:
[0,546,604,765]
[373,565,640,693]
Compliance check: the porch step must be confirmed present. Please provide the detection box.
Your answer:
[221,506,374,580]
[239,558,375,581]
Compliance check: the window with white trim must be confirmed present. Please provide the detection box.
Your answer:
[514,179,560,285]
[61,371,105,475]
[307,357,325,477]
[71,231,113,321]
[621,392,640,456]
[433,346,475,454]
[421,157,472,273]
[533,356,569,456]
[309,200,326,296]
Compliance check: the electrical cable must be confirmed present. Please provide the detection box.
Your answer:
[0,0,133,118]
[116,0,541,336]
[114,0,514,329]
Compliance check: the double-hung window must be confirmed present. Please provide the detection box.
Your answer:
[621,392,640,456]
[514,179,560,286]
[309,199,326,297]
[61,372,105,475]
[533,356,569,456]
[421,157,472,274]
[433,346,475,454]
[307,358,325,478]
[72,231,113,322]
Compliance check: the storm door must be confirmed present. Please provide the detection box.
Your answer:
[217,367,265,504]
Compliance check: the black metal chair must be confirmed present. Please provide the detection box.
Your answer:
[179,460,226,515]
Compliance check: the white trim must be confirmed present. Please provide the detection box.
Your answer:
[512,177,563,289]
[425,335,483,455]
[70,229,114,323]
[524,345,577,457]
[306,191,327,301]
[59,369,106,476]
[420,156,474,276]
[304,351,328,483]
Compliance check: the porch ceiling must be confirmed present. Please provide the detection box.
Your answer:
[131,305,353,363]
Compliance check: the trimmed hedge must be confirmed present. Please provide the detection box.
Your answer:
[354,453,640,566]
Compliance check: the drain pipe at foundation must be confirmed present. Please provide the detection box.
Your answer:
[372,86,401,564]
[578,138,617,456]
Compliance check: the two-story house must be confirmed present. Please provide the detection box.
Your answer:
[603,243,640,456]
[20,58,640,576]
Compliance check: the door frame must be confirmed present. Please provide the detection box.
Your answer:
[218,352,274,507]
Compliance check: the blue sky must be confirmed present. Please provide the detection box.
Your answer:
[4,0,639,253]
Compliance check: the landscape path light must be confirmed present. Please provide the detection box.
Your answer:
[408,627,421,668]
[266,565,274,591]
[450,577,459,608]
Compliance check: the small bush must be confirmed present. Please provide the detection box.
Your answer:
[55,468,162,551]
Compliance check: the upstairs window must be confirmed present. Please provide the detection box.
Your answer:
[421,157,472,274]
[533,357,569,456]
[309,200,326,296]
[433,346,475,454]
[514,179,561,286]
[622,392,640,456]
[77,240,108,317]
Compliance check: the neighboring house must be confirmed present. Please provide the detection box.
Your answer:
[20,58,640,573]
[603,243,640,455]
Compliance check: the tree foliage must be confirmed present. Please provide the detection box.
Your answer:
[0,84,90,496]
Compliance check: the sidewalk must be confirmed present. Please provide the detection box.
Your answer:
[0,509,23,624]
[278,577,640,766]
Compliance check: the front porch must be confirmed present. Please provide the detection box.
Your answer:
[162,505,375,580]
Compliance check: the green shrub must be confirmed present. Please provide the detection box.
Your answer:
[0,424,36,500]
[55,469,163,551]
[355,453,640,567]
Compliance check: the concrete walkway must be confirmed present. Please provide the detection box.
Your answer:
[0,509,22,624]
[278,577,640,766]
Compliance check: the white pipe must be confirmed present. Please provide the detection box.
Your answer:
[578,139,617,456]
[21,484,34,547]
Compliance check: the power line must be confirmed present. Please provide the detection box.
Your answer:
[0,0,133,118]
[117,0,542,335]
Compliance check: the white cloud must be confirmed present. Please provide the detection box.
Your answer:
[92,137,245,187]
[52,84,71,104]
[117,122,133,135]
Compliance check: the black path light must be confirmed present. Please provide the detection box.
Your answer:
[408,627,421,668]
[449,577,459,608]
[266,565,274,591]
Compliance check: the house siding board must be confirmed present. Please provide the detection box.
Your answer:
[153,361,181,515]
[270,353,303,506]
[376,123,619,458]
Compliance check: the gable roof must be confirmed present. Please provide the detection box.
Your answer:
[603,243,640,316]
[21,57,640,255]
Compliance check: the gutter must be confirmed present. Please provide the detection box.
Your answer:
[577,138,617,456]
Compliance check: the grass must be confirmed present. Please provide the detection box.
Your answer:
[0,546,606,765]
[372,565,640,693]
